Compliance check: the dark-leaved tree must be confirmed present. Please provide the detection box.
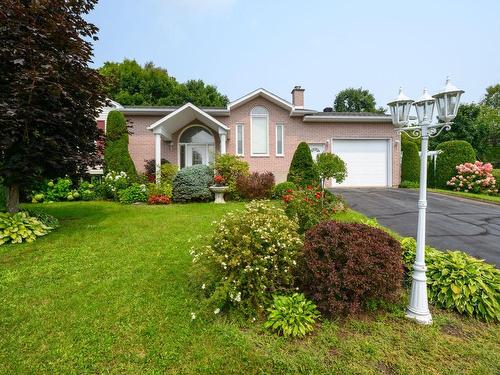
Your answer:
[0,0,106,212]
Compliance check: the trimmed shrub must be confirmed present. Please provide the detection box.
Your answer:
[236,171,275,200]
[287,142,320,187]
[283,186,346,234]
[160,163,179,185]
[447,161,498,194]
[214,154,249,199]
[118,183,148,204]
[265,293,320,337]
[401,140,420,183]
[0,212,53,245]
[401,238,500,321]
[399,180,419,189]
[435,140,476,189]
[315,153,347,186]
[299,221,404,316]
[172,164,213,202]
[272,181,297,199]
[191,201,302,315]
[104,111,137,179]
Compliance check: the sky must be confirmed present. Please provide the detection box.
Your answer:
[86,0,500,110]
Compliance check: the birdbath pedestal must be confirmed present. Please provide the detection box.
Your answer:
[209,186,229,204]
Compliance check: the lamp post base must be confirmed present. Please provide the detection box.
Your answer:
[405,309,433,325]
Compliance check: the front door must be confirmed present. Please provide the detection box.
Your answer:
[185,144,215,167]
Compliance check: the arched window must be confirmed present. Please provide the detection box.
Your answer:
[251,106,269,155]
[178,125,215,169]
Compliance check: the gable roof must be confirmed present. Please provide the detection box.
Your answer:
[228,88,293,111]
[303,111,392,123]
[146,102,229,140]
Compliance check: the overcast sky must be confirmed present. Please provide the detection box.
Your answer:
[87,0,500,110]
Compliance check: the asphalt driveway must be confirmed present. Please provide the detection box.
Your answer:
[332,188,500,266]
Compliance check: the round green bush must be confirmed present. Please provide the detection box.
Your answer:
[191,201,302,315]
[172,165,213,202]
[272,181,297,199]
[401,140,420,183]
[104,111,137,179]
[287,142,320,187]
[299,221,404,316]
[435,140,476,189]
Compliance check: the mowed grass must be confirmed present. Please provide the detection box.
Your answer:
[0,202,499,374]
[429,188,500,205]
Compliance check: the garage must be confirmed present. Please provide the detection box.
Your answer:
[331,139,391,187]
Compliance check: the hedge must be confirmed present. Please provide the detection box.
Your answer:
[401,140,420,183]
[104,111,137,178]
[434,140,476,189]
[172,164,213,202]
[287,142,319,187]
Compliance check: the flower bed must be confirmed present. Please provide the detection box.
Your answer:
[447,161,498,195]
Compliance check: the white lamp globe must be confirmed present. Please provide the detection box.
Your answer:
[387,88,414,126]
[432,78,464,122]
[414,88,435,124]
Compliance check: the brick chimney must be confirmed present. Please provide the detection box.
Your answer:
[291,86,305,108]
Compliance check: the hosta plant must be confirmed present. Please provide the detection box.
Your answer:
[401,237,500,321]
[265,293,320,337]
[191,201,302,316]
[447,161,498,194]
[0,212,53,245]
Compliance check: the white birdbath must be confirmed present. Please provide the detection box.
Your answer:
[209,186,229,204]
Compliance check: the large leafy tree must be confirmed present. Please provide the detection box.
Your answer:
[482,84,500,108]
[333,87,384,113]
[0,0,105,212]
[99,59,229,107]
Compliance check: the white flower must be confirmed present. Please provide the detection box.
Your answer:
[191,312,196,320]
[201,283,206,290]
[214,308,220,314]
[234,292,241,302]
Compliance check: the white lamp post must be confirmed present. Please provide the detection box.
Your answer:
[388,78,464,325]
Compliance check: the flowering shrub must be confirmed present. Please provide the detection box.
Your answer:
[148,195,171,205]
[147,182,172,199]
[0,212,53,245]
[283,186,345,233]
[191,201,302,316]
[214,154,250,200]
[118,183,147,204]
[401,237,500,321]
[264,293,320,337]
[272,181,297,199]
[213,174,225,186]
[236,171,275,200]
[447,161,498,194]
[103,171,130,200]
[299,221,404,316]
[32,177,78,202]
[77,181,101,201]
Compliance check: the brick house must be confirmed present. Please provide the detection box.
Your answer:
[113,87,401,187]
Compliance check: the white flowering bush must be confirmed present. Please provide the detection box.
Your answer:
[102,171,130,200]
[191,201,303,316]
[447,161,498,195]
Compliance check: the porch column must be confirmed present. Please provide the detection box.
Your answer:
[155,133,162,184]
[219,129,227,155]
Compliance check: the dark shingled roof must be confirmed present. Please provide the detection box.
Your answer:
[307,111,390,117]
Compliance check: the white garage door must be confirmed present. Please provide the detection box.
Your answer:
[331,139,390,187]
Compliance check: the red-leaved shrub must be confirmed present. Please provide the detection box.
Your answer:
[299,221,403,316]
[236,171,275,199]
[147,195,171,205]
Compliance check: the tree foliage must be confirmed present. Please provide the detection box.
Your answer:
[401,140,420,183]
[0,0,105,212]
[315,153,347,187]
[287,142,320,187]
[104,111,137,178]
[482,84,500,108]
[333,87,383,113]
[99,59,229,107]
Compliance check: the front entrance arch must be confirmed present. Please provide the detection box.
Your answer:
[178,125,215,169]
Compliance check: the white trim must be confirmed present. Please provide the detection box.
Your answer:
[147,102,229,131]
[250,106,269,157]
[235,123,244,156]
[275,123,284,156]
[330,137,393,187]
[303,115,392,123]
[228,88,293,111]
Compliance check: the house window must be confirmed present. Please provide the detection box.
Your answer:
[251,106,269,156]
[236,123,244,155]
[276,123,284,156]
[308,143,325,161]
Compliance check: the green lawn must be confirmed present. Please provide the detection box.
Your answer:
[1,202,499,374]
[429,188,500,205]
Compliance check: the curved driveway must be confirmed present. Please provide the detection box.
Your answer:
[333,188,500,266]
